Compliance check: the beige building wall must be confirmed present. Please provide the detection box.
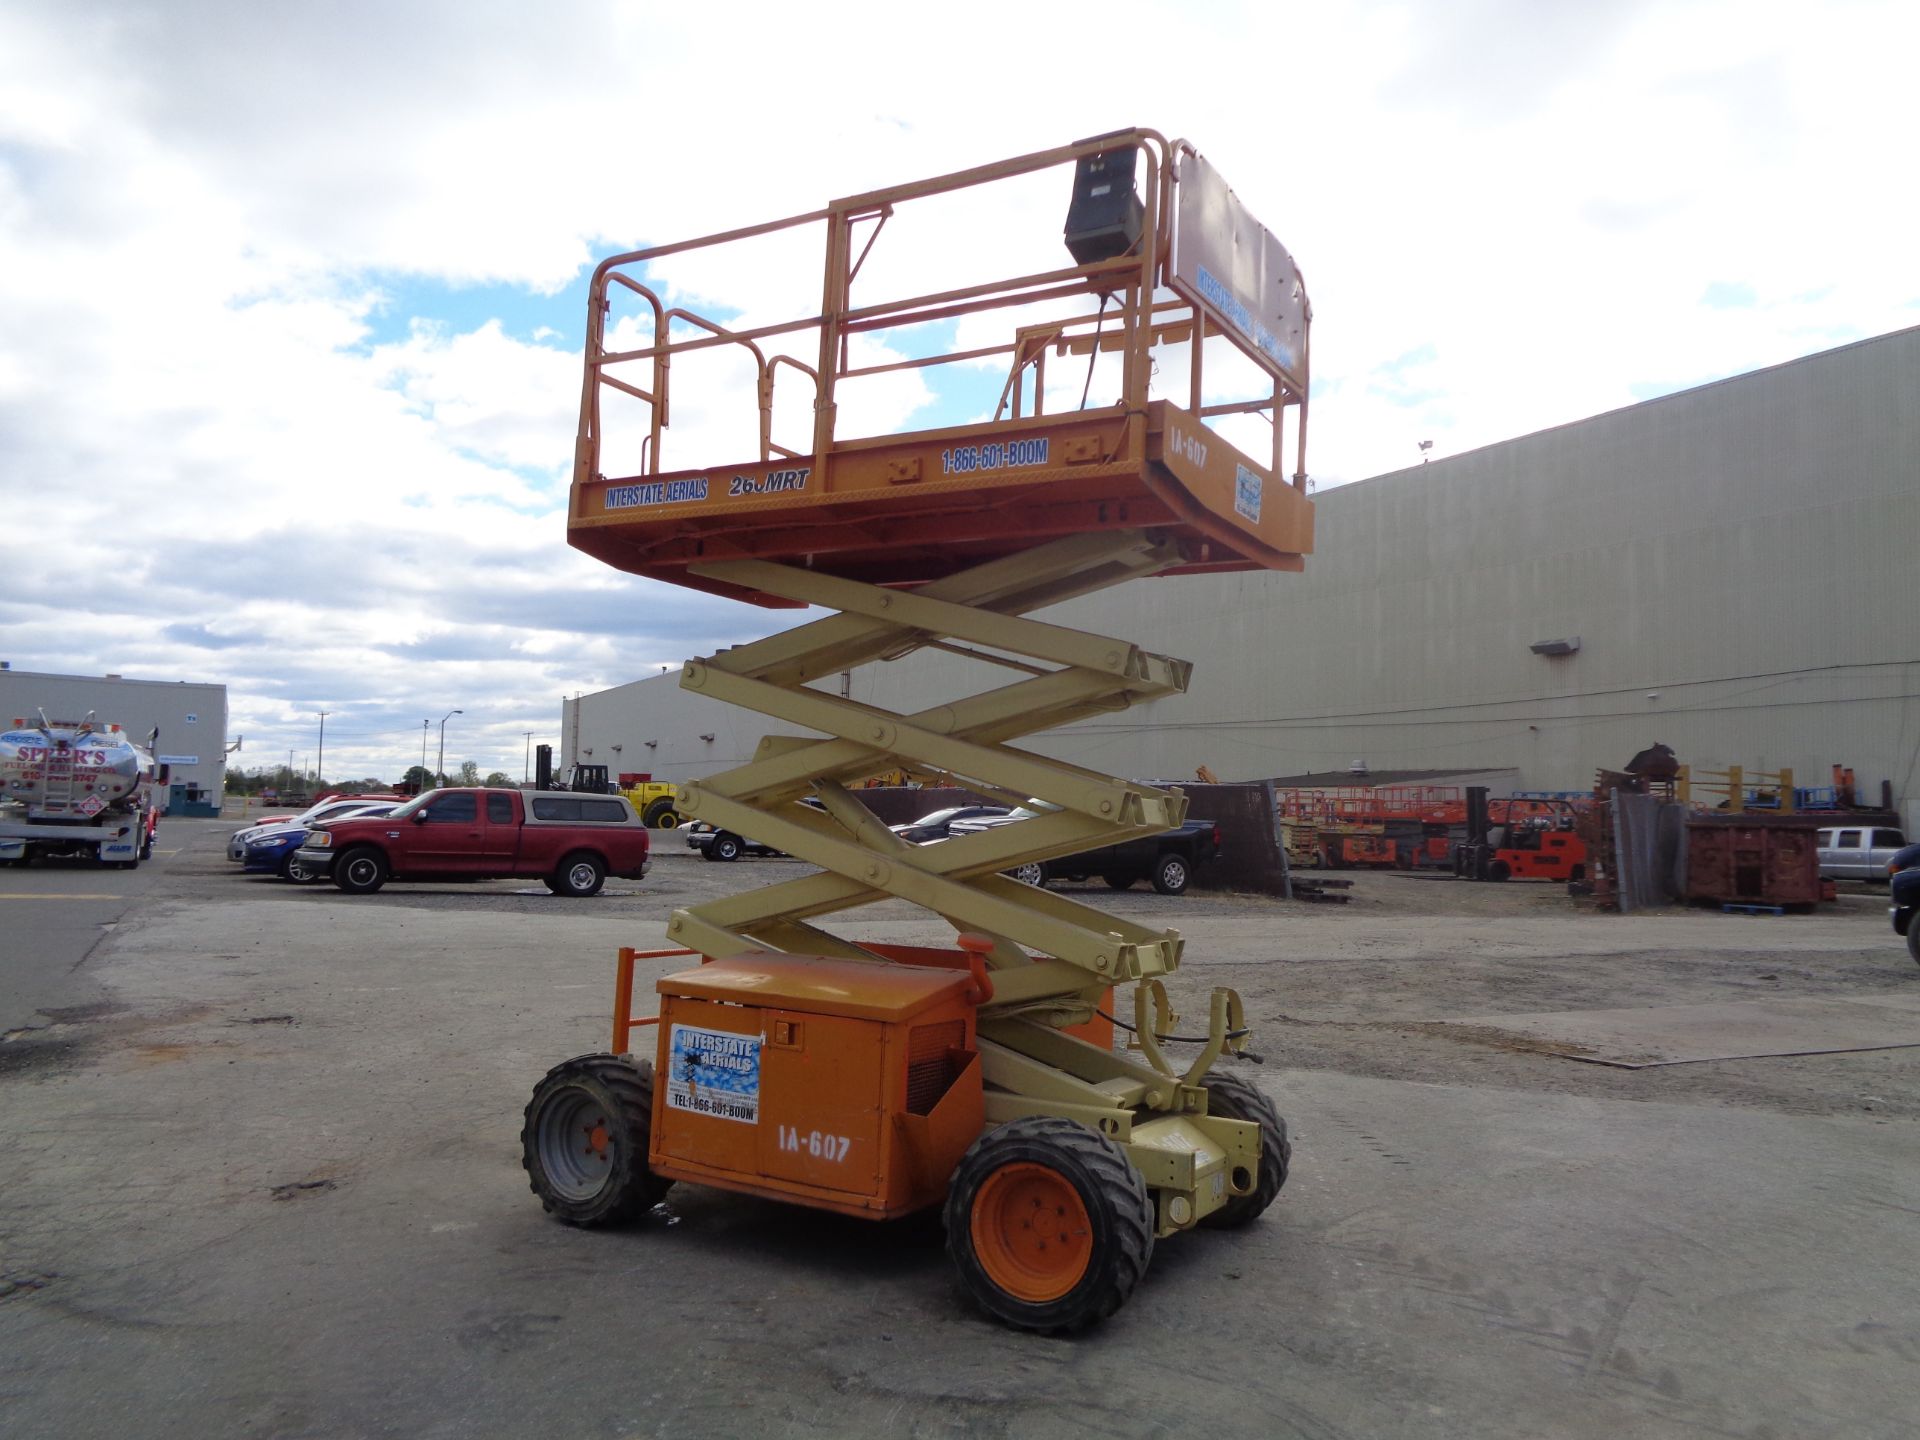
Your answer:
[0,668,231,814]
[568,326,1920,832]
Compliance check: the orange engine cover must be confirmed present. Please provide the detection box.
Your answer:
[649,952,984,1219]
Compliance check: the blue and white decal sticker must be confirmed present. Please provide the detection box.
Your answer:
[605,477,711,510]
[1234,464,1263,524]
[666,1024,762,1124]
[939,437,1049,475]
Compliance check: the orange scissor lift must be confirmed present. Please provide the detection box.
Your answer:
[522,130,1314,1331]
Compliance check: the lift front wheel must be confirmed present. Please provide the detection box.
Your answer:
[522,1054,670,1225]
[1199,1071,1290,1229]
[945,1116,1154,1333]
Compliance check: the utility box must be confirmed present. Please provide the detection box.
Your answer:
[650,953,982,1219]
[1684,819,1822,908]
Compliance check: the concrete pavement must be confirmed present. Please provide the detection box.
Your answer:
[2,820,1916,1438]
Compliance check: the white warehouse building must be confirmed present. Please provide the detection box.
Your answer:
[0,668,230,817]
[563,326,1920,832]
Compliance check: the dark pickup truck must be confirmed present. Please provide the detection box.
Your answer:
[1890,842,1920,967]
[296,787,650,896]
[946,802,1221,895]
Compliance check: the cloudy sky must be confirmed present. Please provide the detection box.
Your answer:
[1,0,1913,783]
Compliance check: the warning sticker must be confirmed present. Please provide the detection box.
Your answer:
[1234,464,1263,524]
[665,1024,762,1125]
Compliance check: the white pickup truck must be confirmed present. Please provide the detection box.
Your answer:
[1816,825,1908,882]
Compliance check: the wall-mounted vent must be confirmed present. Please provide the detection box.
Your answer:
[1529,637,1581,657]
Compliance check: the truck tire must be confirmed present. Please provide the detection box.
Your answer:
[1908,922,1920,968]
[522,1053,670,1225]
[334,846,389,895]
[709,833,742,862]
[1199,1071,1290,1228]
[642,799,681,830]
[1010,862,1047,888]
[1103,873,1135,891]
[1487,859,1512,882]
[553,852,607,898]
[1150,855,1191,896]
[945,1116,1154,1333]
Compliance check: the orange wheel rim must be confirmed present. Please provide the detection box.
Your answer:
[970,1163,1092,1302]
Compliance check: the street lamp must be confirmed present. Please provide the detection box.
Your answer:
[436,709,463,787]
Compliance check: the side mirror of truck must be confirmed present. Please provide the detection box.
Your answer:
[411,810,429,824]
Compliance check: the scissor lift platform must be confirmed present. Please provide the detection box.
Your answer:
[528,129,1314,1332]
[570,398,1313,604]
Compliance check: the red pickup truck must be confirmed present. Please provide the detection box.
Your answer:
[295,787,650,897]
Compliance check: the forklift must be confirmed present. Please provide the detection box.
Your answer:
[1453,786,1589,882]
[522,130,1313,1331]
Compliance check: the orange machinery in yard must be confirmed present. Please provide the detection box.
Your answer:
[521,130,1313,1331]
[1282,786,1590,877]
[1452,787,1589,882]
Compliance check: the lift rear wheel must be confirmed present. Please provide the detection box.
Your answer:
[945,1116,1153,1333]
[1198,1071,1290,1228]
[522,1054,669,1225]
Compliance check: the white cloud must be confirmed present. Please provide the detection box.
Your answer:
[0,0,1915,779]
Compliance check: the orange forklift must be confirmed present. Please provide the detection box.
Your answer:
[1453,786,1589,882]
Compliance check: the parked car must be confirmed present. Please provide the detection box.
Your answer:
[295,787,650,896]
[1889,842,1920,966]
[241,806,398,881]
[685,797,826,861]
[890,804,1012,844]
[1817,826,1909,883]
[229,796,401,860]
[946,800,1222,895]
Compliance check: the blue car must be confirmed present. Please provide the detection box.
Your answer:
[242,807,397,882]
[1890,842,1920,967]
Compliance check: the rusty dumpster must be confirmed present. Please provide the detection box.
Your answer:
[1684,818,1822,908]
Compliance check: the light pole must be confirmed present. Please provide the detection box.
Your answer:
[524,731,534,784]
[436,709,462,787]
[316,710,328,789]
[421,720,429,785]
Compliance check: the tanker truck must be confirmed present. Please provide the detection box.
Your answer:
[0,714,167,868]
